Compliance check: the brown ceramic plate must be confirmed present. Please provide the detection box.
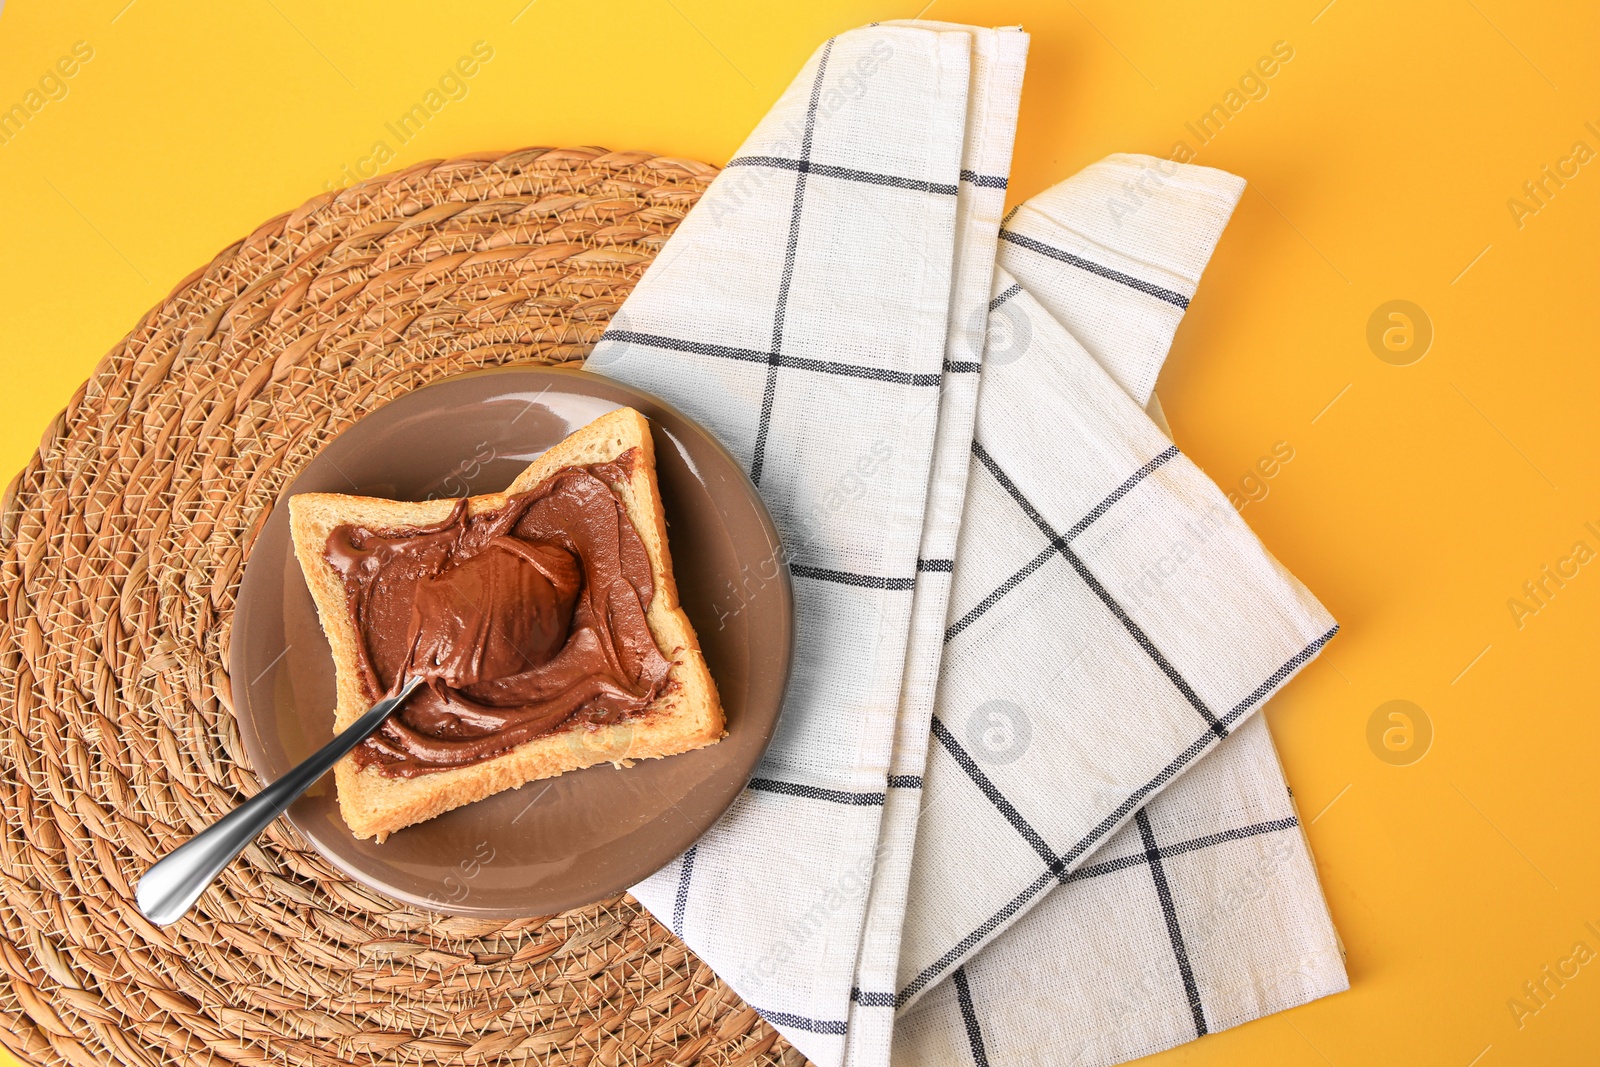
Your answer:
[231,365,792,917]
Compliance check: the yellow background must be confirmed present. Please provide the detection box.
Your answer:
[1,0,1596,1064]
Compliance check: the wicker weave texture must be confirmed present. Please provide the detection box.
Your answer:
[0,146,805,1067]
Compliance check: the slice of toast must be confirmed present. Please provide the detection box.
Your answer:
[289,407,724,841]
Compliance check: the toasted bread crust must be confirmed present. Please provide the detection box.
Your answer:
[288,408,724,841]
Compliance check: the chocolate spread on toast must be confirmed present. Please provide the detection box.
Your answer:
[324,450,672,777]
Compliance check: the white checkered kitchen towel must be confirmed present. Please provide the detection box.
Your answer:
[588,22,1345,1067]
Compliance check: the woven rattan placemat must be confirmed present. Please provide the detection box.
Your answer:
[0,147,804,1067]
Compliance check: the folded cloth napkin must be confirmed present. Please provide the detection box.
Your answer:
[594,29,983,1067]
[887,217,1346,1064]
[588,22,1345,1067]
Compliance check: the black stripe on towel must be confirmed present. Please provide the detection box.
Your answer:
[999,228,1191,308]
